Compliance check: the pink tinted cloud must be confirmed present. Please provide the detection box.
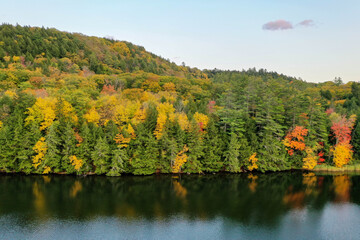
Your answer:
[262,20,293,31]
[298,19,315,27]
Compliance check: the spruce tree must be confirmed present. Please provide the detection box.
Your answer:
[60,122,76,172]
[183,122,204,173]
[91,137,111,174]
[107,148,127,176]
[44,121,62,172]
[77,123,94,172]
[224,133,241,172]
[201,120,224,172]
[130,125,158,175]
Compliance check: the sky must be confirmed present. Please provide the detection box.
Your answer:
[1,0,359,83]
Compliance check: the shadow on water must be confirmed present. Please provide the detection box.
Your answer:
[0,171,358,226]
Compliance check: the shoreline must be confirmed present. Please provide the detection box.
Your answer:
[1,165,360,177]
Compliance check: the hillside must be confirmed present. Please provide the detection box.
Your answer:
[0,24,206,78]
[0,24,359,176]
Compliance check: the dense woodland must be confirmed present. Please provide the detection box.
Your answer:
[0,24,359,176]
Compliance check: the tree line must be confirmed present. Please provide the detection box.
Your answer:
[0,24,359,175]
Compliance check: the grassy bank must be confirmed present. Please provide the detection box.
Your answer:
[312,163,360,172]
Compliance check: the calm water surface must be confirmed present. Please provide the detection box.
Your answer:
[0,172,360,240]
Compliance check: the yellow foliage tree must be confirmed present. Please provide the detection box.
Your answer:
[69,155,84,171]
[177,112,190,131]
[332,143,353,168]
[32,137,47,170]
[26,97,57,131]
[114,124,136,148]
[172,145,189,173]
[3,56,10,62]
[4,90,18,99]
[60,100,78,123]
[96,95,118,125]
[158,91,177,103]
[113,101,143,126]
[12,56,21,62]
[132,108,146,125]
[114,134,131,148]
[43,166,51,174]
[84,107,100,126]
[163,82,176,92]
[193,112,209,131]
[122,88,144,101]
[111,42,130,56]
[303,147,318,170]
[154,102,175,139]
[141,80,161,92]
[126,124,136,139]
[248,153,258,171]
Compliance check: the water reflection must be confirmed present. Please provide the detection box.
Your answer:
[248,173,258,193]
[69,181,82,198]
[0,172,360,239]
[333,175,351,202]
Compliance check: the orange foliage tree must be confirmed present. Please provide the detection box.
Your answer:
[283,126,308,155]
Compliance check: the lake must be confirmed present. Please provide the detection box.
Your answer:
[0,172,360,240]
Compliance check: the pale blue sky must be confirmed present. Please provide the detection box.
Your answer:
[1,0,359,82]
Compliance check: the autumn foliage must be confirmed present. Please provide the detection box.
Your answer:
[283,126,308,155]
[303,147,318,170]
[248,153,258,171]
[329,112,356,168]
[1,24,360,176]
[172,145,189,173]
[32,137,47,170]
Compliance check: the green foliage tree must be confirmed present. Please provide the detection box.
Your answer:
[92,137,111,174]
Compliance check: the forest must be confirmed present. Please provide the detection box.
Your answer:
[0,23,360,176]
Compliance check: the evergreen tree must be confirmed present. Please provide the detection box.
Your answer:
[44,121,62,172]
[130,125,158,175]
[0,126,12,171]
[183,123,204,173]
[107,148,127,176]
[60,122,76,172]
[224,133,241,172]
[91,137,110,174]
[201,120,224,172]
[77,123,94,172]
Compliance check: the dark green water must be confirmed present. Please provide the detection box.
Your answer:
[0,172,360,240]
